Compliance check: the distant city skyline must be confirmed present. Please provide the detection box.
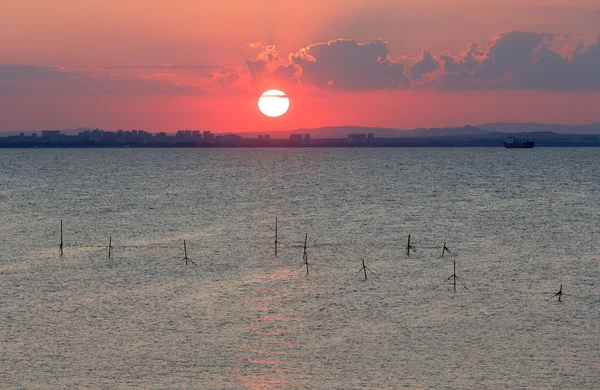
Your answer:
[3,126,599,148]
[2,1,600,132]
[4,121,600,138]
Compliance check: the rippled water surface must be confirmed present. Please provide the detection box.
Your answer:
[1,148,599,388]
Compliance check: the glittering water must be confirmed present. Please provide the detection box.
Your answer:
[1,148,599,389]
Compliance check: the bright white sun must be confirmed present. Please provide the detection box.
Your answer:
[258,90,289,117]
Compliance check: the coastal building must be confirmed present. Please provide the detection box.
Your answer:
[348,133,367,144]
[41,130,61,141]
[203,131,214,142]
[215,134,242,145]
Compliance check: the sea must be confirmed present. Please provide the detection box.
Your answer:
[1,148,598,389]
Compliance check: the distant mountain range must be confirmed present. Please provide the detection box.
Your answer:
[478,122,600,135]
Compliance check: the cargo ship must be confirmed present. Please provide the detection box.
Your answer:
[503,135,535,148]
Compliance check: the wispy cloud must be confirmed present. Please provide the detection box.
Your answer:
[0,64,228,96]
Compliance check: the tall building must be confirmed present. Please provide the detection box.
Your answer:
[41,130,61,140]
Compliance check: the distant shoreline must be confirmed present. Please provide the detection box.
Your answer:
[2,142,600,148]
[2,129,600,148]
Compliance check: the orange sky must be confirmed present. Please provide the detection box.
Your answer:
[2,0,600,132]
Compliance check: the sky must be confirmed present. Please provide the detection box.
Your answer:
[2,0,600,133]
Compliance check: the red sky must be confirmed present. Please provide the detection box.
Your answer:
[2,0,600,133]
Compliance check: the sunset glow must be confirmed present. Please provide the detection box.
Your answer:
[1,0,600,133]
[2,2,600,388]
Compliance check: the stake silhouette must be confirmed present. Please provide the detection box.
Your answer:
[357,258,378,280]
[406,234,415,256]
[108,237,112,260]
[182,240,196,266]
[59,220,63,256]
[441,242,450,258]
[552,284,564,302]
[274,217,278,256]
[298,233,315,274]
[447,260,467,291]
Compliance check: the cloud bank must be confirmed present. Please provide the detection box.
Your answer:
[2,31,599,95]
[424,31,600,92]
[244,31,600,92]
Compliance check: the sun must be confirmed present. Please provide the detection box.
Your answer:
[258,90,289,117]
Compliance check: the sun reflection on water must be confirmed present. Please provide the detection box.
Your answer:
[234,266,307,389]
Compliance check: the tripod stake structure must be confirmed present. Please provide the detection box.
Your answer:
[441,242,450,258]
[447,260,467,291]
[182,240,196,266]
[553,284,564,302]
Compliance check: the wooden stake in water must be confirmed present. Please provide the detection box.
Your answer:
[302,233,309,274]
[406,234,415,256]
[553,284,564,302]
[297,233,317,275]
[447,260,467,291]
[275,217,278,256]
[183,240,196,266]
[356,258,378,280]
[361,259,368,280]
[441,242,450,258]
[452,259,456,291]
[108,237,112,260]
[59,220,63,256]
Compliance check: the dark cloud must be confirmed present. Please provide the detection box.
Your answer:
[241,33,600,92]
[273,64,298,81]
[410,50,440,80]
[439,52,460,73]
[423,31,600,92]
[244,58,268,81]
[290,39,410,90]
[480,31,550,78]
[566,34,600,91]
